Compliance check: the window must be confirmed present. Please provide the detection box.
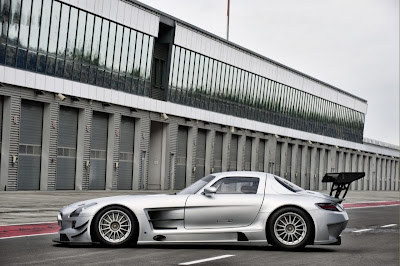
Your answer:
[274,175,303,192]
[211,177,259,194]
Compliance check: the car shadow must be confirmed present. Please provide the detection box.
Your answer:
[53,243,336,253]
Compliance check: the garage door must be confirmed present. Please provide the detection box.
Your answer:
[56,106,78,190]
[0,96,3,175]
[89,112,108,190]
[118,116,135,190]
[244,137,252,170]
[175,125,188,189]
[257,139,265,172]
[195,129,206,181]
[18,100,43,190]
[213,131,223,173]
[229,134,238,171]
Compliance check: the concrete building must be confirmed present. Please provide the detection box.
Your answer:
[0,0,398,191]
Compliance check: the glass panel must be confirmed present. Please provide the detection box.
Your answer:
[90,16,101,65]
[193,53,200,91]
[182,49,190,90]
[66,7,78,59]
[28,0,42,50]
[126,29,136,75]
[98,19,109,68]
[74,10,86,61]
[38,0,51,53]
[18,0,31,48]
[139,34,149,79]
[177,47,184,89]
[168,45,175,87]
[171,46,179,88]
[119,27,130,74]
[0,0,11,42]
[187,51,195,91]
[146,36,153,80]
[113,24,123,72]
[202,56,208,92]
[210,59,218,97]
[57,3,69,57]
[83,13,94,63]
[48,1,60,54]
[133,32,142,78]
[7,0,21,45]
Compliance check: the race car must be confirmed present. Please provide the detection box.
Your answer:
[54,171,363,250]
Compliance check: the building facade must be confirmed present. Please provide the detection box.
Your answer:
[0,0,398,191]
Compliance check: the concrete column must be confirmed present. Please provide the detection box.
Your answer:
[363,155,369,191]
[105,113,115,190]
[310,147,317,190]
[381,159,386,190]
[327,148,336,192]
[357,155,364,191]
[386,159,392,190]
[221,132,229,172]
[251,137,257,171]
[351,153,357,190]
[369,156,376,190]
[267,136,277,174]
[300,145,308,188]
[280,141,288,179]
[318,148,326,190]
[290,143,299,184]
[237,134,246,171]
[0,96,11,191]
[39,103,51,190]
[390,159,396,191]
[204,130,213,175]
[395,161,399,191]
[338,151,344,172]
[376,158,382,190]
[186,126,195,186]
[344,152,351,189]
[263,137,269,172]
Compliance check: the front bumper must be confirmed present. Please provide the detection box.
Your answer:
[55,211,94,244]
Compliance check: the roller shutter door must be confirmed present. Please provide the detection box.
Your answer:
[257,139,265,172]
[175,126,188,189]
[118,116,135,190]
[195,129,206,181]
[18,100,43,190]
[230,134,238,171]
[244,137,252,171]
[213,132,223,173]
[295,146,302,186]
[286,144,293,180]
[0,96,3,175]
[56,106,78,190]
[89,112,108,190]
[275,142,282,176]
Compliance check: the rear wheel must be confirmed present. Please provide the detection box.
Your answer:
[267,207,312,250]
[92,206,137,246]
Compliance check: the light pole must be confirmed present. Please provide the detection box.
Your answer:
[226,0,230,40]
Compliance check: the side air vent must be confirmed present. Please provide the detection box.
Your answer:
[153,235,166,241]
[237,232,248,241]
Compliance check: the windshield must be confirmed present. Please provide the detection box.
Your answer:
[274,175,304,192]
[178,175,215,195]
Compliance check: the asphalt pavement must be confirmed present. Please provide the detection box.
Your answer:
[0,205,398,266]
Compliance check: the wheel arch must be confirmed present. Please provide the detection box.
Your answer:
[265,204,315,245]
[90,204,139,244]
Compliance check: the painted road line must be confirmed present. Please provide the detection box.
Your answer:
[0,222,59,239]
[381,224,397,228]
[0,232,58,240]
[353,229,373,233]
[344,201,400,209]
[178,255,235,265]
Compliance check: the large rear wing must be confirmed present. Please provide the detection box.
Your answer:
[322,172,365,199]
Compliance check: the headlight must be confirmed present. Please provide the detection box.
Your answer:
[70,202,97,217]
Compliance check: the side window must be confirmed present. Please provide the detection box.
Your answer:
[211,177,259,194]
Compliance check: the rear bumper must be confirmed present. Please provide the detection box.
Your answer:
[310,209,348,245]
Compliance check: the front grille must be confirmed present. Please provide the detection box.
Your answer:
[60,234,69,242]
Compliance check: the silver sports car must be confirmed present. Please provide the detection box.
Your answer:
[54,171,363,250]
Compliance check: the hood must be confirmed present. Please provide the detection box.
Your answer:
[298,190,343,204]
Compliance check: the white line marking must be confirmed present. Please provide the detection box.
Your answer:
[353,229,373,233]
[381,224,397,228]
[346,205,399,210]
[178,255,235,265]
[0,232,57,240]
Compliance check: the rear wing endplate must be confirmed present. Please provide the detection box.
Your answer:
[322,172,365,199]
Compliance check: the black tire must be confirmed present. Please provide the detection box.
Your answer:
[266,207,313,250]
[92,206,138,247]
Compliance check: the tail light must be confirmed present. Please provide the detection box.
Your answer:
[316,203,342,212]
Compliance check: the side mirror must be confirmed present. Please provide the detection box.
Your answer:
[203,186,217,196]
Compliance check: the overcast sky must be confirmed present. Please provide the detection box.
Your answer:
[140,0,399,145]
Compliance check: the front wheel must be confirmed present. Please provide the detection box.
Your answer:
[92,206,137,246]
[267,207,312,250]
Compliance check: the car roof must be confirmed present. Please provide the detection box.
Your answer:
[211,171,270,178]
